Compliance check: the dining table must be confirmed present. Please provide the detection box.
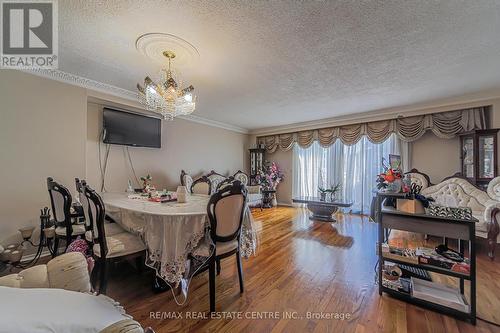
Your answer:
[100,192,257,297]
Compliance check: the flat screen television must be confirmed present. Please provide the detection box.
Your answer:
[103,108,161,148]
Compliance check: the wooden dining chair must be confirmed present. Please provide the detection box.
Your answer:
[180,170,194,193]
[233,170,249,186]
[206,170,227,194]
[47,177,85,257]
[75,178,124,244]
[191,176,212,195]
[82,183,146,294]
[203,180,247,312]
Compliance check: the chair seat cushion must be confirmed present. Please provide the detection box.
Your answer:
[93,232,146,258]
[55,224,85,236]
[85,222,125,242]
[216,240,238,255]
[192,239,239,257]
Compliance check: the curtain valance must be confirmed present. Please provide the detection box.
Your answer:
[258,107,487,153]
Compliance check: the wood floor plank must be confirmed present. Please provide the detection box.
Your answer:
[105,207,500,333]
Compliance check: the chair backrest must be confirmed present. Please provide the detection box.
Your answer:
[207,180,247,243]
[180,170,194,193]
[191,176,212,195]
[217,176,236,191]
[206,171,227,194]
[75,178,91,232]
[233,170,249,186]
[47,177,73,234]
[82,184,108,258]
[404,168,431,189]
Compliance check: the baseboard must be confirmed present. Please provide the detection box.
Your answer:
[277,202,294,207]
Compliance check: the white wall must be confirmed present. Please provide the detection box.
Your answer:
[0,70,87,246]
[86,102,247,192]
[0,70,248,252]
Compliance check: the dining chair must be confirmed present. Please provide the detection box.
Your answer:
[206,170,227,194]
[216,176,235,191]
[75,178,125,243]
[47,177,85,257]
[180,170,194,193]
[233,170,249,186]
[191,176,212,195]
[203,180,247,312]
[82,183,146,294]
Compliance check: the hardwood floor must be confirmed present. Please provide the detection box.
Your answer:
[107,207,500,333]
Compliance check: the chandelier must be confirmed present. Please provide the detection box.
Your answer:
[137,51,196,120]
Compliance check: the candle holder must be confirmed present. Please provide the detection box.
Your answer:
[1,207,56,269]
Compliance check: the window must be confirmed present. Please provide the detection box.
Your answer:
[292,134,402,214]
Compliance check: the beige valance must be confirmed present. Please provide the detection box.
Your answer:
[257,107,487,153]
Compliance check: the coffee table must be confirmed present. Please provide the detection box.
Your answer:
[292,196,353,222]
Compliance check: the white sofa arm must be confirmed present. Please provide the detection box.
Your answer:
[247,185,261,194]
[0,252,91,292]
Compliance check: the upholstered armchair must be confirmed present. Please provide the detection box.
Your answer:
[0,252,91,291]
[206,171,227,194]
[180,170,194,193]
[0,252,150,333]
[420,175,500,259]
[405,168,432,189]
[233,170,262,207]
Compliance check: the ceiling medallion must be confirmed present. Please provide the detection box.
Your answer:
[137,50,196,120]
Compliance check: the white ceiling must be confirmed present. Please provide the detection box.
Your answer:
[58,1,500,131]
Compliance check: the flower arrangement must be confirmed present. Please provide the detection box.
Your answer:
[376,157,402,192]
[140,174,155,193]
[318,183,341,201]
[256,161,284,190]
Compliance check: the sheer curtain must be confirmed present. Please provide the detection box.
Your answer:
[292,134,405,214]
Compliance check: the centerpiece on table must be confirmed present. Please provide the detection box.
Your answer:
[137,175,177,202]
[376,155,402,193]
[318,183,341,201]
[255,161,284,206]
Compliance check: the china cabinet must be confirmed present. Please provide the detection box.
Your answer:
[459,129,498,188]
[249,148,265,185]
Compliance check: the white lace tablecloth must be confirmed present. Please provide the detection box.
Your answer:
[101,192,256,287]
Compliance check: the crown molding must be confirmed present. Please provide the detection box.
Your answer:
[250,94,500,136]
[21,68,249,134]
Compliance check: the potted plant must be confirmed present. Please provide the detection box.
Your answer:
[318,187,328,201]
[255,161,284,206]
[328,183,341,201]
[318,183,341,201]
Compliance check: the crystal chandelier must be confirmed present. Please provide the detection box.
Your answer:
[137,51,196,120]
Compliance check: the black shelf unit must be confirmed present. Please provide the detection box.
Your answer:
[375,192,477,325]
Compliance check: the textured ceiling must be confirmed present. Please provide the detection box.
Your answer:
[59,1,500,130]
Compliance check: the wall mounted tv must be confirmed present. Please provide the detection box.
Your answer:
[103,108,161,148]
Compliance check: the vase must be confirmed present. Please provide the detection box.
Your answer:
[386,179,402,193]
[319,192,326,201]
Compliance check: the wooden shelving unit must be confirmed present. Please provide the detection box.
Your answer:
[375,192,477,324]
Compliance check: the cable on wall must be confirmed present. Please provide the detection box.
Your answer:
[126,146,140,186]
[98,129,111,192]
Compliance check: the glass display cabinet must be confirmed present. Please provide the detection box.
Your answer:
[249,148,265,185]
[459,129,498,188]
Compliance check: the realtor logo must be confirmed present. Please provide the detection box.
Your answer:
[1,0,58,68]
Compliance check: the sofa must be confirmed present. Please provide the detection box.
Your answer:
[406,169,500,259]
[0,252,149,333]
[180,170,263,207]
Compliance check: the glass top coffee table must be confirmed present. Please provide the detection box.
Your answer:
[292,196,353,222]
